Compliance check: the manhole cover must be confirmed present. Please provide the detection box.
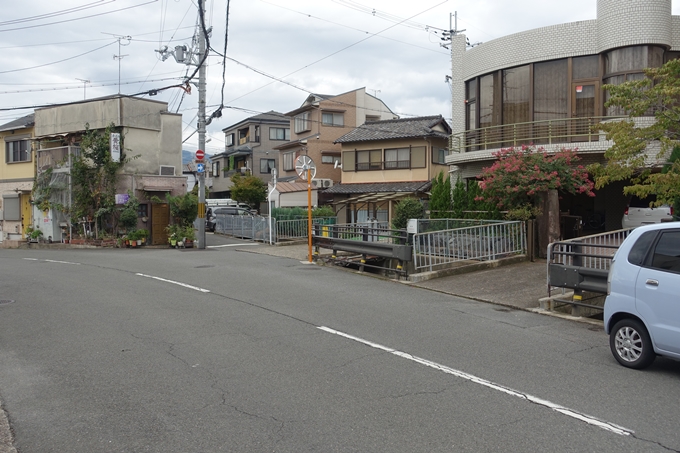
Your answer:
[0,300,15,306]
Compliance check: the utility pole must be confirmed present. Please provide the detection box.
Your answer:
[75,78,89,100]
[196,1,207,250]
[156,2,208,249]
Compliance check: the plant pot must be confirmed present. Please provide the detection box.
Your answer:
[131,241,137,247]
[170,239,177,247]
[137,239,143,246]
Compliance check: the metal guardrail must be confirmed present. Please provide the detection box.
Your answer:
[450,116,625,153]
[546,228,633,312]
[412,221,526,272]
[312,223,412,277]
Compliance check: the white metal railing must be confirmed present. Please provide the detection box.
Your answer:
[413,221,526,272]
[416,218,506,233]
[547,229,633,270]
[214,214,273,242]
[276,217,336,240]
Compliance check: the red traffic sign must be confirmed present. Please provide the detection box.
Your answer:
[195,149,205,160]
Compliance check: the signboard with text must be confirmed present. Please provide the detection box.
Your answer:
[110,133,121,162]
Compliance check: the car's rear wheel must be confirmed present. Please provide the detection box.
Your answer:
[610,319,656,369]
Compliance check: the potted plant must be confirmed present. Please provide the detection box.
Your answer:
[29,228,44,243]
[137,228,149,246]
[128,230,138,247]
[182,225,196,248]
[166,224,181,248]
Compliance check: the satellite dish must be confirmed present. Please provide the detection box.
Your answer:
[295,155,316,181]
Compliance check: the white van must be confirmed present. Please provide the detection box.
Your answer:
[621,195,673,228]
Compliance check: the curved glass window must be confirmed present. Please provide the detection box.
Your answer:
[479,73,500,129]
[502,65,530,125]
[604,46,664,75]
[573,55,599,79]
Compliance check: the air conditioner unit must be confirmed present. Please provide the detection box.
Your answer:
[312,178,333,188]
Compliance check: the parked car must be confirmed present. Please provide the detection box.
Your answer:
[604,222,680,369]
[213,207,255,216]
[621,195,673,228]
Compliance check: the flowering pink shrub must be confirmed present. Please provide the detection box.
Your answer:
[477,145,595,209]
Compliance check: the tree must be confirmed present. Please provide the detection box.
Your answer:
[166,192,198,227]
[590,58,680,205]
[71,123,126,238]
[392,197,424,230]
[429,171,452,218]
[477,145,595,256]
[230,174,267,208]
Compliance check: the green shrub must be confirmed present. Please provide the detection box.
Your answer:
[392,198,424,230]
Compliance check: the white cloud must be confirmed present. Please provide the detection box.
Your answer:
[2,0,679,151]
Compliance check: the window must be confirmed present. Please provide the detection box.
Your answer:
[384,148,410,169]
[650,231,680,273]
[502,65,530,127]
[572,55,599,80]
[479,72,500,129]
[356,149,382,170]
[322,112,344,127]
[212,161,220,178]
[138,203,148,219]
[269,127,290,140]
[433,147,447,164]
[260,158,276,174]
[321,154,340,164]
[5,140,30,163]
[366,115,380,122]
[225,133,234,147]
[254,126,260,143]
[283,152,295,171]
[295,112,310,133]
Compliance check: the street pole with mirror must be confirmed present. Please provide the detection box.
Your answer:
[295,155,316,263]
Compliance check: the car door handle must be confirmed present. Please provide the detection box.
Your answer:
[646,279,659,287]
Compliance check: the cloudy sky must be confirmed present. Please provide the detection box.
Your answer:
[2,0,679,155]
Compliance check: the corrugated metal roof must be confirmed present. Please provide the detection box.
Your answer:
[335,115,450,143]
[276,182,318,193]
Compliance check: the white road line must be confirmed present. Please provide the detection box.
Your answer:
[44,259,81,265]
[135,273,210,293]
[317,326,633,437]
[23,258,80,265]
[207,243,260,248]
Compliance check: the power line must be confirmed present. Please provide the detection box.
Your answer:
[0,1,116,26]
[0,0,158,33]
[0,41,118,74]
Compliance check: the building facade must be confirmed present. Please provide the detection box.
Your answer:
[448,0,678,230]
[275,88,398,185]
[0,114,35,244]
[213,111,290,199]
[33,96,185,245]
[329,115,451,223]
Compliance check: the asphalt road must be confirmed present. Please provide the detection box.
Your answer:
[0,237,679,452]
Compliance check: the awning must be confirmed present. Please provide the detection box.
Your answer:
[226,150,252,158]
[334,192,415,206]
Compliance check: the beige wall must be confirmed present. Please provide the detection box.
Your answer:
[0,129,34,181]
[340,137,449,183]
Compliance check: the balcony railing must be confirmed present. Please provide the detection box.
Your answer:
[36,146,81,172]
[450,116,625,153]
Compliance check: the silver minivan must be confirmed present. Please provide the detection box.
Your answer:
[604,222,680,369]
[621,195,673,228]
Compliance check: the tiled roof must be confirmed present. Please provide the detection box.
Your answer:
[0,113,35,132]
[324,181,432,194]
[335,115,450,143]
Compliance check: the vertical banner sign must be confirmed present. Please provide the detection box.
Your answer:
[110,133,121,162]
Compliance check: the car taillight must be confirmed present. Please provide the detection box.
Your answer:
[671,206,674,216]
[624,207,629,216]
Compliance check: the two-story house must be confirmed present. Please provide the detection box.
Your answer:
[32,95,185,245]
[0,114,35,245]
[212,111,290,200]
[275,88,398,186]
[329,115,451,223]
